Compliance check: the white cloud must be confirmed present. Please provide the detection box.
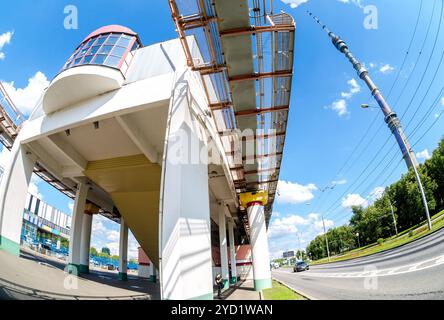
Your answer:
[327,79,360,118]
[341,79,361,99]
[268,212,335,258]
[441,97,444,106]
[380,64,395,74]
[28,175,44,200]
[0,31,13,60]
[327,99,349,117]
[268,214,307,238]
[416,149,431,161]
[1,71,49,115]
[280,0,309,8]
[106,242,120,256]
[68,202,74,213]
[338,0,364,9]
[106,230,120,241]
[369,186,385,201]
[277,180,317,204]
[314,219,334,232]
[332,179,347,186]
[341,193,369,208]
[128,234,140,260]
[92,215,108,234]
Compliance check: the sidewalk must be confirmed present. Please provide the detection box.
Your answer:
[0,249,158,300]
[215,280,261,300]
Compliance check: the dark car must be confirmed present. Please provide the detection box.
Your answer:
[293,261,309,273]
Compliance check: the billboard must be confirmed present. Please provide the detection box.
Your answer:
[283,250,295,258]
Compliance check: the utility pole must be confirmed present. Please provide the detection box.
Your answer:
[297,233,302,261]
[322,216,331,262]
[308,11,433,231]
[388,199,398,236]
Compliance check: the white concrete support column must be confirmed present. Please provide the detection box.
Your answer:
[159,71,213,300]
[218,204,229,290]
[228,220,238,285]
[79,213,93,274]
[247,202,272,291]
[119,219,129,281]
[0,143,36,256]
[68,182,88,274]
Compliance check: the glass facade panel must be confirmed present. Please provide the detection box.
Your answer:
[61,32,140,75]
[105,35,120,45]
[105,55,121,68]
[112,46,126,57]
[117,37,131,48]
[92,54,107,64]
[99,45,113,54]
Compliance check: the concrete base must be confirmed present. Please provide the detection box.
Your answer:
[78,264,90,274]
[0,236,20,256]
[254,278,272,291]
[118,272,128,281]
[149,275,157,283]
[222,279,229,290]
[67,263,80,275]
[230,276,238,285]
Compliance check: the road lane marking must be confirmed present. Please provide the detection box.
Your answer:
[274,254,444,278]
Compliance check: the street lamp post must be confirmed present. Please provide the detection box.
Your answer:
[388,199,398,236]
[356,232,361,249]
[322,216,331,262]
[297,233,302,261]
[308,12,433,231]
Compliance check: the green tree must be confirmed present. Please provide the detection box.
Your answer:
[101,247,111,256]
[90,247,98,256]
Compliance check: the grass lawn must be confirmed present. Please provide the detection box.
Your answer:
[311,210,444,266]
[263,280,307,300]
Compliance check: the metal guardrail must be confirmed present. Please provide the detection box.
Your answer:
[0,82,25,150]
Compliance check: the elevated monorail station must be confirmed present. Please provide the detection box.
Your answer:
[0,0,295,300]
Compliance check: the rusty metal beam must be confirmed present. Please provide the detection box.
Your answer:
[246,179,279,186]
[220,24,295,37]
[244,167,281,175]
[209,102,232,110]
[178,16,218,30]
[192,65,227,75]
[243,152,283,161]
[228,70,293,83]
[235,105,289,117]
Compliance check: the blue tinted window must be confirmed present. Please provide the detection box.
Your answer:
[106,35,120,45]
[112,46,126,57]
[99,45,113,54]
[105,56,121,68]
[83,55,93,64]
[92,55,107,64]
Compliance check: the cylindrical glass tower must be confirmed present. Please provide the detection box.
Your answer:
[61,25,142,76]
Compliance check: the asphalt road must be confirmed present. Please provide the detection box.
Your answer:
[273,227,444,300]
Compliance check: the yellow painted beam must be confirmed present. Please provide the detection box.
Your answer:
[85,154,161,268]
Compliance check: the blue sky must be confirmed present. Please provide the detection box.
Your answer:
[0,0,443,259]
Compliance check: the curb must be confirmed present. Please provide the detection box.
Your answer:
[272,277,317,301]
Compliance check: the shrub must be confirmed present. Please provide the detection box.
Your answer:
[377,238,384,246]
[408,230,414,238]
